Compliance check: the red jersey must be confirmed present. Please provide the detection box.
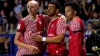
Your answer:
[66,17,86,56]
[47,17,66,56]
[16,14,50,56]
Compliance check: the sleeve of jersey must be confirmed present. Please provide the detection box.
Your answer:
[57,19,66,35]
[70,21,81,31]
[16,20,25,32]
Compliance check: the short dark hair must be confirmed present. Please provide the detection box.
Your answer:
[49,1,62,12]
[87,21,94,27]
[93,25,100,30]
[64,2,80,15]
[88,21,93,24]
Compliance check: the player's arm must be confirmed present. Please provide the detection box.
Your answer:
[42,15,51,30]
[32,19,66,43]
[45,34,65,43]
[45,19,66,43]
[32,32,65,43]
[14,31,39,53]
[14,20,30,49]
[14,20,39,51]
[70,20,81,31]
[14,32,30,48]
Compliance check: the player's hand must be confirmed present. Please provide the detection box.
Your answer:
[31,35,42,42]
[27,45,39,54]
[29,31,42,37]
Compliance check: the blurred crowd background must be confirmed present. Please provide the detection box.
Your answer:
[0,0,100,56]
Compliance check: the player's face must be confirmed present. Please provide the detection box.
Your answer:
[47,4,57,16]
[65,6,74,20]
[27,2,39,16]
[88,23,93,30]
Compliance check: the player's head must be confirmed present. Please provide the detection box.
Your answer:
[87,21,93,30]
[47,1,61,16]
[27,0,39,16]
[64,2,80,20]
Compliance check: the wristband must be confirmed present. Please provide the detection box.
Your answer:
[42,37,46,42]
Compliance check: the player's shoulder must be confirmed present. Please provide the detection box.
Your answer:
[20,18,26,21]
[18,18,27,25]
[38,14,50,20]
[20,16,29,22]
[76,17,83,23]
[57,17,66,24]
[76,16,81,20]
[73,16,84,25]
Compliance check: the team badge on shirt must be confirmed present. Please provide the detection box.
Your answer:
[17,24,21,29]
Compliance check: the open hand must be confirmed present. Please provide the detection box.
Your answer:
[27,45,40,54]
[29,31,42,37]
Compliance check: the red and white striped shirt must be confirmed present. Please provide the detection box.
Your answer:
[56,18,66,35]
[47,17,67,55]
[16,15,50,56]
